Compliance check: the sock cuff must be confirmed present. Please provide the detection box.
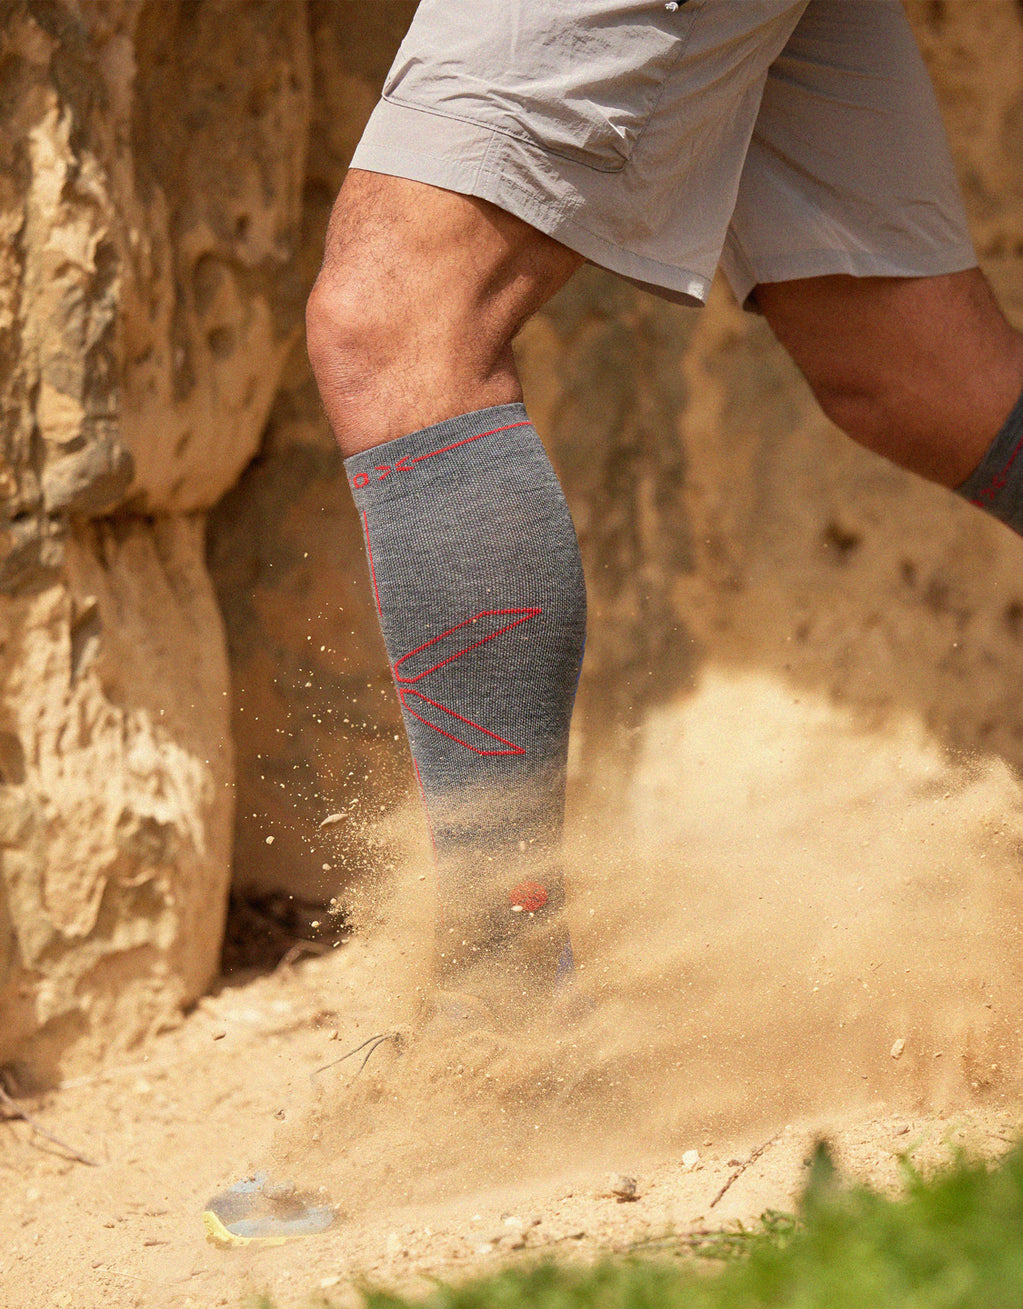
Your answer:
[344,403,543,511]
[955,385,1023,508]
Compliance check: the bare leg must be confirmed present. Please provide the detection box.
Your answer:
[755,269,1023,488]
[306,170,582,456]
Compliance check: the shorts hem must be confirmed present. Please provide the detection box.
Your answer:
[723,245,979,310]
[351,98,711,307]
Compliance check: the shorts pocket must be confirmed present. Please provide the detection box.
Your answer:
[382,0,696,174]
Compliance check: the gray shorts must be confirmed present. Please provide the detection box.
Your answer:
[351,0,976,307]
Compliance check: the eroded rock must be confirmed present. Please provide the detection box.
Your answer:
[0,517,233,1077]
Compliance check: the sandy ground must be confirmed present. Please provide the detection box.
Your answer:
[4,669,1023,1309]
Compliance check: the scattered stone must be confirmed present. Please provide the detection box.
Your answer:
[890,1038,906,1060]
[608,1174,638,1202]
[682,1149,700,1170]
[319,1275,342,1290]
[727,1158,743,1167]
[473,1241,495,1256]
[319,813,344,829]
[502,1215,525,1230]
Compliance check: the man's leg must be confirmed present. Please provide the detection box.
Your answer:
[754,269,1023,494]
[307,170,582,453]
[306,171,586,1022]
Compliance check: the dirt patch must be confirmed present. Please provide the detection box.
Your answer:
[2,669,1023,1309]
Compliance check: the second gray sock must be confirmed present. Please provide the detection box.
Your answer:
[955,385,1023,531]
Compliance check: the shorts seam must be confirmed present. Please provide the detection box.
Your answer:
[626,1,703,162]
[381,92,627,176]
[476,153,576,225]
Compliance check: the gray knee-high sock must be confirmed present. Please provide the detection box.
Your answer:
[955,386,1023,528]
[344,404,586,995]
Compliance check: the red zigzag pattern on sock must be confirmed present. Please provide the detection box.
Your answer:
[361,511,539,756]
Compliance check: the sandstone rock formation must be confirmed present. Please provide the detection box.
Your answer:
[0,0,309,1076]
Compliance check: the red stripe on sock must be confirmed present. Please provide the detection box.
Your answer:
[361,510,383,617]
[394,419,531,471]
[399,688,525,756]
[395,608,540,683]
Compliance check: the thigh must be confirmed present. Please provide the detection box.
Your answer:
[350,0,810,306]
[721,0,976,309]
[318,168,582,343]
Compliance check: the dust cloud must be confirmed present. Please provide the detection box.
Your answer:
[273,667,1023,1217]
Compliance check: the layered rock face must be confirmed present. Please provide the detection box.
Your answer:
[3,0,1023,1076]
[0,0,309,1075]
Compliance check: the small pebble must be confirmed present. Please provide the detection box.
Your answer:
[891,1038,906,1060]
[682,1149,700,1170]
[319,813,344,828]
[264,835,274,845]
[608,1174,638,1202]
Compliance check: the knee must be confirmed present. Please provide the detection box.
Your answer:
[305,269,388,405]
[306,264,517,453]
[809,371,896,451]
[805,364,976,486]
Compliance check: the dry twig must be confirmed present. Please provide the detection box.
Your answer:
[0,1081,99,1167]
[708,1132,781,1208]
[311,1030,404,1079]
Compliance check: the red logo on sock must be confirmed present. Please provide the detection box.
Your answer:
[510,882,548,913]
